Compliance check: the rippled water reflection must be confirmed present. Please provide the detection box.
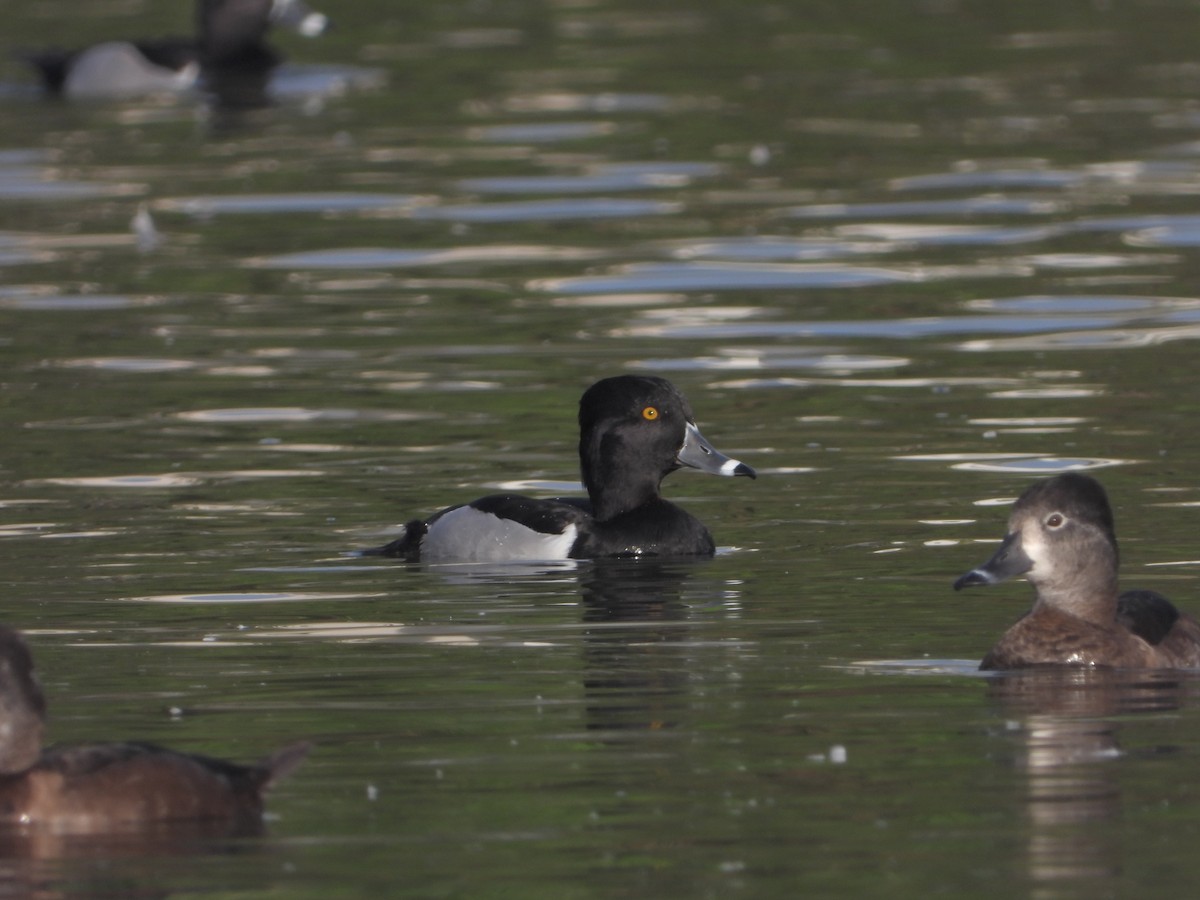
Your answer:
[5,0,1200,896]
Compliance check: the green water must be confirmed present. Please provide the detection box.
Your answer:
[4,0,1200,895]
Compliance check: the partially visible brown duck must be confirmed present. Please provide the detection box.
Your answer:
[953,473,1200,670]
[0,627,309,832]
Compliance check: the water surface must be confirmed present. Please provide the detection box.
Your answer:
[4,0,1200,896]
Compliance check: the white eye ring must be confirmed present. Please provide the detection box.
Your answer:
[1045,512,1065,529]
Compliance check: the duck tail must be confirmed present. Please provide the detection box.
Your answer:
[355,520,426,560]
[259,740,313,790]
[21,49,73,94]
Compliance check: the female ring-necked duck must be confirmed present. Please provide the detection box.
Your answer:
[953,472,1200,670]
[0,627,310,832]
[27,0,329,101]
[364,375,757,562]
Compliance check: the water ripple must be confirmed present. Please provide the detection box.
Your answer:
[889,167,1084,191]
[0,293,162,311]
[714,376,1023,390]
[155,193,425,217]
[460,173,686,194]
[246,244,605,269]
[611,312,1128,340]
[468,121,618,143]
[968,416,1089,426]
[57,357,199,373]
[664,237,890,262]
[34,469,325,490]
[635,351,910,372]
[0,522,61,538]
[499,93,673,113]
[0,248,53,266]
[533,262,917,294]
[246,621,570,644]
[966,295,1179,314]
[988,387,1102,398]
[490,479,582,493]
[459,162,718,195]
[1069,213,1200,233]
[1010,252,1171,270]
[1125,225,1200,247]
[0,167,142,201]
[269,63,387,100]
[175,407,428,423]
[832,222,1063,245]
[410,198,680,223]
[37,474,205,489]
[953,457,1128,474]
[122,591,382,605]
[785,195,1063,218]
[959,323,1200,352]
[897,453,1128,473]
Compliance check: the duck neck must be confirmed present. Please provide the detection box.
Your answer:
[1031,557,1120,626]
[587,468,663,522]
[0,691,44,775]
[581,434,664,522]
[199,0,270,60]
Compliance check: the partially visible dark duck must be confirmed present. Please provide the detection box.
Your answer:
[0,627,309,832]
[26,0,329,104]
[953,472,1200,670]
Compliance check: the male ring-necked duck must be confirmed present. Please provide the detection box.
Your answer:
[363,375,756,562]
[953,472,1200,670]
[26,0,329,101]
[0,627,310,832]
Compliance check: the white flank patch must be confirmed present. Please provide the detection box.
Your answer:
[65,43,198,99]
[423,506,577,562]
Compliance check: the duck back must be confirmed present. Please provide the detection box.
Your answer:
[0,741,310,832]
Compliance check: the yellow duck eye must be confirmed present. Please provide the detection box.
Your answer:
[642,406,659,421]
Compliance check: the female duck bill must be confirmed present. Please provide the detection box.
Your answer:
[953,531,1033,591]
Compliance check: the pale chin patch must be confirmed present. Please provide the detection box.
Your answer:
[1018,526,1048,576]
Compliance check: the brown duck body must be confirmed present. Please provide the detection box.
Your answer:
[955,473,1200,671]
[0,627,309,833]
[0,741,309,832]
[979,600,1200,669]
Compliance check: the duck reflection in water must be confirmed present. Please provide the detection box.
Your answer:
[0,627,309,851]
[987,667,1189,892]
[954,473,1200,669]
[25,0,330,108]
[580,558,713,736]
